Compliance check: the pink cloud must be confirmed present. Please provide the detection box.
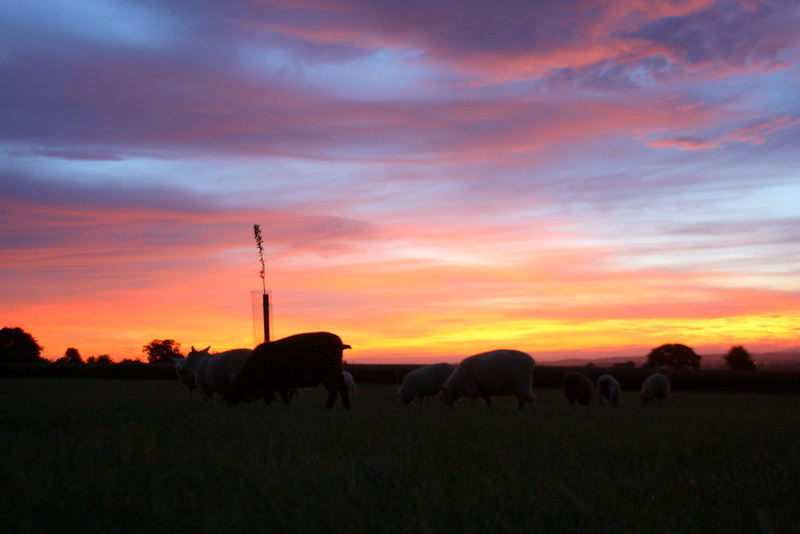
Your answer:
[645,135,722,150]
[646,114,799,150]
[0,175,376,304]
[727,115,800,144]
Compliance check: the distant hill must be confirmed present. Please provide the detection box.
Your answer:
[543,348,800,370]
[543,355,647,368]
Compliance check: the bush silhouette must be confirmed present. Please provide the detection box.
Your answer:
[142,339,182,363]
[724,345,756,371]
[0,327,44,363]
[644,343,701,369]
[57,347,83,363]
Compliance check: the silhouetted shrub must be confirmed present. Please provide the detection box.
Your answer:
[0,327,44,363]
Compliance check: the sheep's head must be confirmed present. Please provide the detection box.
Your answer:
[188,345,211,358]
[171,356,197,390]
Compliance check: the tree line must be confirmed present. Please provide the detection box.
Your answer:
[1,326,758,371]
[0,327,183,365]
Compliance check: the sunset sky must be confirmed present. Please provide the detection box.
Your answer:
[1,0,798,363]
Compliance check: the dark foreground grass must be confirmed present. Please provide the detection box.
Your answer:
[0,379,798,534]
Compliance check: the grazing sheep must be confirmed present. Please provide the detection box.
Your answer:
[596,374,621,406]
[440,350,536,409]
[397,363,456,404]
[640,373,670,404]
[171,347,252,403]
[232,332,352,409]
[563,372,594,405]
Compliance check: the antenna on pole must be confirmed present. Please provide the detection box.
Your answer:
[253,224,270,342]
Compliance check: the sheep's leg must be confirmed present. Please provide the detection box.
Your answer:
[324,384,338,408]
[516,392,537,410]
[337,372,351,409]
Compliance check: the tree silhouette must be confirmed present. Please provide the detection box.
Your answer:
[57,347,83,363]
[0,327,44,363]
[142,339,183,363]
[724,345,756,371]
[644,343,701,369]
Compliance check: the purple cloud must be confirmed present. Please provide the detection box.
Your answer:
[627,0,799,70]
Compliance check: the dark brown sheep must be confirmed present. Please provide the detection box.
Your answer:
[232,332,352,409]
[563,371,594,405]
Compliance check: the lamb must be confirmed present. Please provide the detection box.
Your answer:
[232,332,352,409]
[596,374,621,406]
[640,373,670,404]
[439,350,536,409]
[171,347,252,403]
[563,371,594,405]
[397,363,456,404]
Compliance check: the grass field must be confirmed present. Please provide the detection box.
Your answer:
[1,379,798,534]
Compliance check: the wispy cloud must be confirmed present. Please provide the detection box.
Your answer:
[646,114,800,150]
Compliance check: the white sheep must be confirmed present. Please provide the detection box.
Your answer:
[171,346,252,403]
[397,363,456,404]
[640,373,670,404]
[440,350,536,409]
[596,374,620,406]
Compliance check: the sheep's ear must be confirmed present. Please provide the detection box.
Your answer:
[203,346,211,352]
[191,346,196,352]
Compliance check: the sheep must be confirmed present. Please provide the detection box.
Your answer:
[563,371,594,405]
[171,347,252,403]
[596,374,621,406]
[439,349,536,409]
[640,373,670,404]
[232,332,352,409]
[397,363,456,404]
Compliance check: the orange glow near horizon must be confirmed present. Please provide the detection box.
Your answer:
[14,304,800,364]
[7,249,798,363]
